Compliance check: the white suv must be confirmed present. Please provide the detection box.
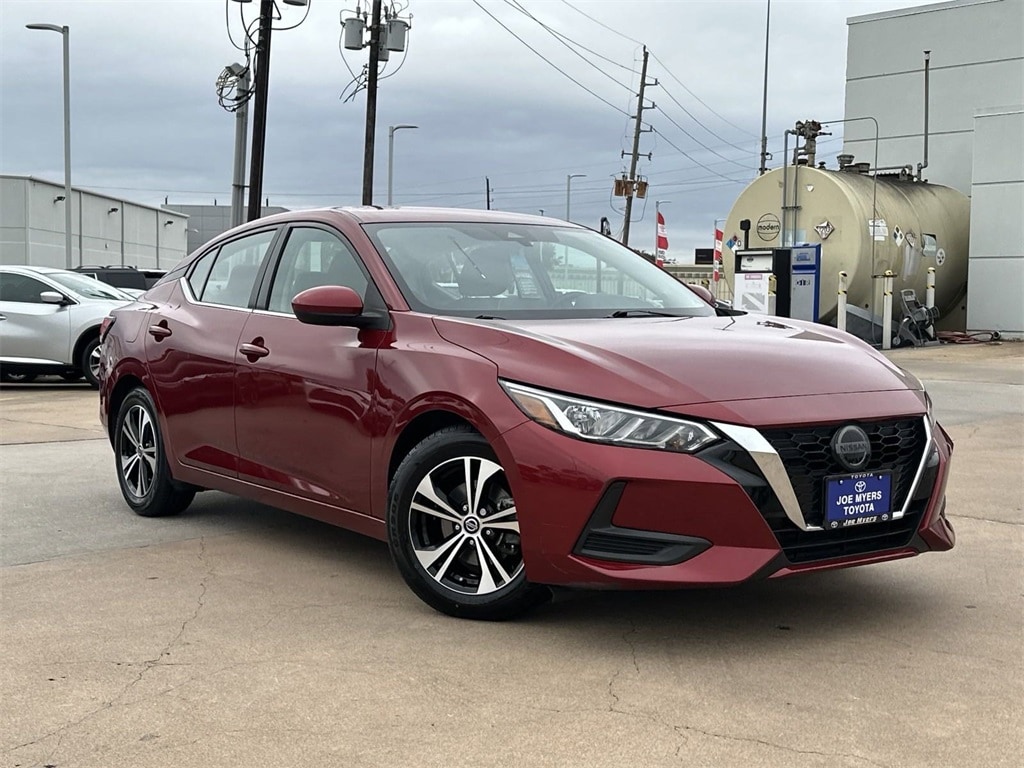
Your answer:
[0,265,134,387]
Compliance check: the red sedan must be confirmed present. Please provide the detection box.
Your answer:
[99,208,954,619]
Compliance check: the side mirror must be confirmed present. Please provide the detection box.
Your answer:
[293,284,377,327]
[292,285,364,325]
[686,283,715,306]
[40,291,67,305]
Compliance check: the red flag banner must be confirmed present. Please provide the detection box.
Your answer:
[657,211,669,252]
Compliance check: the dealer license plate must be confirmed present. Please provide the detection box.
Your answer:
[824,472,892,529]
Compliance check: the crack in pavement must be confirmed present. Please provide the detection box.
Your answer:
[600,622,888,766]
[5,538,212,767]
[606,621,640,711]
[670,721,889,767]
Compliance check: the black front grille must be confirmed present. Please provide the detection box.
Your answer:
[698,418,934,565]
[762,418,926,529]
[775,498,928,563]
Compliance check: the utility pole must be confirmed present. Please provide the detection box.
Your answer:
[246,0,274,222]
[361,0,383,205]
[621,47,652,247]
[485,177,492,210]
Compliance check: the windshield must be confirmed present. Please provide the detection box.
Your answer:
[363,222,714,319]
[48,272,134,301]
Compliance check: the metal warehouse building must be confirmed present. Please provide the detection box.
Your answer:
[843,0,1024,337]
[0,175,189,270]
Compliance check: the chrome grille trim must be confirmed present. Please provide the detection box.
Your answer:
[710,421,817,532]
[894,416,932,521]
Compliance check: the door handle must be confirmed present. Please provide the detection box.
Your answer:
[0,314,6,321]
[148,323,172,339]
[239,341,269,360]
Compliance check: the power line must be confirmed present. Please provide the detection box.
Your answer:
[503,0,635,92]
[470,0,631,118]
[559,0,759,142]
[654,106,753,172]
[654,79,760,157]
[650,127,749,185]
[558,0,642,46]
[649,50,759,141]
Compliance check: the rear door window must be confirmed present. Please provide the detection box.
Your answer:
[193,230,276,308]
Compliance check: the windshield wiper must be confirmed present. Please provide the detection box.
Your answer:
[475,314,506,320]
[608,309,679,318]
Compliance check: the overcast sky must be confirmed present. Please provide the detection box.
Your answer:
[1,0,934,257]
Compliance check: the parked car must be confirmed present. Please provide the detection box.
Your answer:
[0,265,133,386]
[72,265,167,297]
[99,208,954,619]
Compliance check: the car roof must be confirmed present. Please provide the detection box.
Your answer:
[0,264,68,276]
[251,206,583,227]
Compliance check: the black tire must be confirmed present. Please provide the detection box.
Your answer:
[113,388,195,517]
[79,336,102,388]
[387,425,550,620]
[0,370,38,384]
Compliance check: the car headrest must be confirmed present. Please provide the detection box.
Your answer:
[456,246,515,297]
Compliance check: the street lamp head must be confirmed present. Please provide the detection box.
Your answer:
[26,23,66,34]
[389,124,419,133]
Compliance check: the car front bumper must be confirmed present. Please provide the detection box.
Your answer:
[497,414,954,589]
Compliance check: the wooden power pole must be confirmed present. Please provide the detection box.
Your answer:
[246,0,275,222]
[621,47,652,246]
[361,0,383,205]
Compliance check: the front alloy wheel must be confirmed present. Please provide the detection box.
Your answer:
[388,426,549,620]
[114,388,194,517]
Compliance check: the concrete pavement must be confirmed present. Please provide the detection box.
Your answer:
[1,343,1021,768]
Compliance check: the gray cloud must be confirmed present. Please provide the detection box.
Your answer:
[1,0,933,255]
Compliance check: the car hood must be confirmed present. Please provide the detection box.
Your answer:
[433,313,921,408]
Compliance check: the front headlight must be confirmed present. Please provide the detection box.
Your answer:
[501,381,719,453]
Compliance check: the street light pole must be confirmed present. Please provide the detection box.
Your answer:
[565,174,586,221]
[758,0,772,176]
[27,23,72,269]
[387,124,418,206]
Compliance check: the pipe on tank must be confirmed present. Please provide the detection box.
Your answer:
[918,51,931,181]
[781,128,796,246]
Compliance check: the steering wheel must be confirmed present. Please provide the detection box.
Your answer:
[553,291,589,308]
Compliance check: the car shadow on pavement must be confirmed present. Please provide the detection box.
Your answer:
[177,491,940,649]
[525,568,943,657]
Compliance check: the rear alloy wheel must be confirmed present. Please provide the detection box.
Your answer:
[387,426,550,620]
[114,388,194,517]
[80,336,102,388]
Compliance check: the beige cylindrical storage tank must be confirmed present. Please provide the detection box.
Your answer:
[721,166,969,328]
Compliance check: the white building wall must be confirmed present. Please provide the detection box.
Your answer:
[0,177,29,265]
[0,176,188,270]
[967,106,1024,336]
[844,0,1024,335]
[844,0,1024,195]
